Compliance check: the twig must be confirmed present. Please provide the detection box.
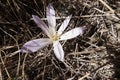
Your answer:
[0,66,2,80]
[0,51,11,79]
[78,73,90,80]
[99,0,114,13]
[22,53,28,80]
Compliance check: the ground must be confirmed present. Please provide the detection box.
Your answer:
[0,0,120,80]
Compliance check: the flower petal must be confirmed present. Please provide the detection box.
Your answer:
[21,38,52,53]
[32,15,51,37]
[46,4,56,33]
[53,41,64,61]
[60,27,83,40]
[58,15,72,35]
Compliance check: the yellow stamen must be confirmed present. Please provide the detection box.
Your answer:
[51,34,59,41]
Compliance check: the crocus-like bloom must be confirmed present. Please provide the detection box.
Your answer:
[21,4,83,61]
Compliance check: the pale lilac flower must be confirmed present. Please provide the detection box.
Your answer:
[21,4,83,61]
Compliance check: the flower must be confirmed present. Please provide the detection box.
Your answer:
[21,4,83,61]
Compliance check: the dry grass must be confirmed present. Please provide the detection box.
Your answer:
[0,0,120,80]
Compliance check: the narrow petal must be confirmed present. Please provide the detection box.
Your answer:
[32,15,51,37]
[21,38,52,53]
[46,4,56,33]
[60,27,83,40]
[53,41,64,61]
[58,15,72,35]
